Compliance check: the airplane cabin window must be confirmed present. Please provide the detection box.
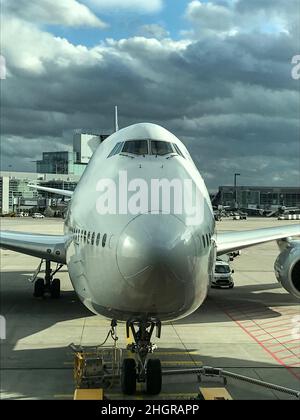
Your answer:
[83,231,87,243]
[122,140,148,156]
[202,236,206,248]
[102,234,107,248]
[151,140,174,156]
[91,232,95,246]
[87,232,91,244]
[96,233,101,246]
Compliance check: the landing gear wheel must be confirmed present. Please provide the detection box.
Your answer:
[121,358,137,395]
[50,278,61,299]
[146,359,162,395]
[34,278,45,298]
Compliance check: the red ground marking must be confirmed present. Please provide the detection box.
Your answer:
[254,328,292,338]
[247,322,293,332]
[273,346,300,355]
[220,306,300,382]
[265,339,298,347]
[253,333,272,338]
[246,328,267,333]
[260,312,299,325]
[227,312,298,328]
[256,320,291,330]
[266,333,293,340]
[225,313,295,336]
[260,337,281,343]
[241,309,273,315]
[234,320,255,328]
[281,354,300,361]
[256,311,299,321]
[260,334,294,342]
[263,323,293,330]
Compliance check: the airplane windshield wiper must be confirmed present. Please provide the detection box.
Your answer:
[120,153,135,159]
[166,153,177,160]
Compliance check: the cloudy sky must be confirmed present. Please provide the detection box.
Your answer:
[1,0,299,190]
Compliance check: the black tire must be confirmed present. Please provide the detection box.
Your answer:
[121,358,136,395]
[229,283,234,289]
[146,359,162,395]
[34,278,45,298]
[50,278,61,299]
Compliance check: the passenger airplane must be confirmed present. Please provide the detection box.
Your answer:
[1,122,300,395]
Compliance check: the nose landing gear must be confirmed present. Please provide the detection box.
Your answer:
[121,319,162,395]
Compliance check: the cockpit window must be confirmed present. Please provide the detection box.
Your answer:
[108,142,124,158]
[122,140,148,156]
[151,140,174,156]
[173,143,185,158]
[108,139,181,158]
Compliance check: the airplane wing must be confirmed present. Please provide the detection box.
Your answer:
[0,231,69,263]
[215,224,300,255]
[29,184,73,197]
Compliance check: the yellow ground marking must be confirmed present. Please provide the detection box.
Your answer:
[200,387,233,400]
[126,329,134,347]
[54,394,73,399]
[126,328,135,359]
[64,360,202,366]
[155,351,198,356]
[54,392,198,399]
[74,388,103,400]
[106,392,197,399]
[160,361,202,366]
[135,382,144,400]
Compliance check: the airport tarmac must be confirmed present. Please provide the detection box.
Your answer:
[0,217,299,400]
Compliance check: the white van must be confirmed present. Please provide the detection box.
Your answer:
[32,213,45,219]
[211,260,234,289]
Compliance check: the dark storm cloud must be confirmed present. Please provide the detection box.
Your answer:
[236,0,299,16]
[1,1,299,188]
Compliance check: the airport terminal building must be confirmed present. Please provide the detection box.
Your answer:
[36,132,109,176]
[0,172,80,214]
[217,186,300,209]
[1,130,299,214]
[0,132,109,214]
[1,172,300,215]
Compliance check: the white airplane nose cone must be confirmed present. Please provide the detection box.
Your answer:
[116,213,197,291]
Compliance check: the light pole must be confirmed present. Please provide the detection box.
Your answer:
[234,173,240,209]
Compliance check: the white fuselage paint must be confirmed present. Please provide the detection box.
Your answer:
[65,123,215,322]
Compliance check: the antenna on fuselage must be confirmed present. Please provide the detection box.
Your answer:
[114,106,119,132]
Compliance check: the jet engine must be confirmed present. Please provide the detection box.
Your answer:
[274,240,300,299]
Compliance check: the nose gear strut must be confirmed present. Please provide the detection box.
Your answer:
[121,319,162,395]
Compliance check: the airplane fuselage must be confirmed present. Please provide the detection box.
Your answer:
[64,124,215,322]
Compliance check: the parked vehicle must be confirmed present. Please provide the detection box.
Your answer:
[228,250,241,261]
[239,212,247,220]
[32,213,45,219]
[233,212,247,220]
[211,260,234,289]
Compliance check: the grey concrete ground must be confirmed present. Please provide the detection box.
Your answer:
[0,217,299,400]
